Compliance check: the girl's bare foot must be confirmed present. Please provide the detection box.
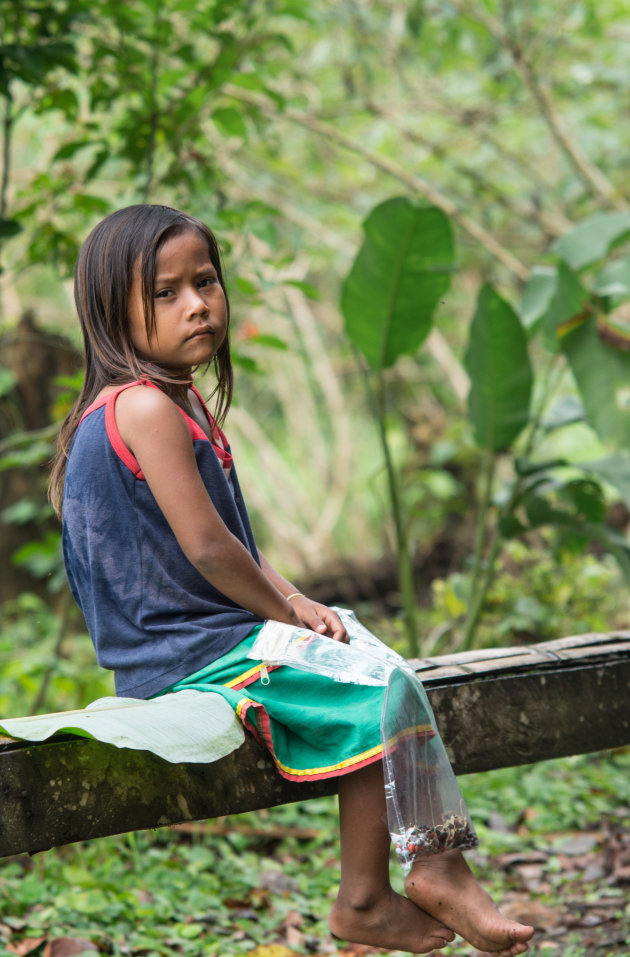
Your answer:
[329,886,455,954]
[405,849,534,956]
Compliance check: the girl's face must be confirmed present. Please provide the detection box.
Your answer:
[128,229,228,373]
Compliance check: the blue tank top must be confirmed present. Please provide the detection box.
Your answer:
[62,382,262,698]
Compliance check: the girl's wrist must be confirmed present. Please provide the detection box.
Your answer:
[285,591,305,603]
[286,605,303,627]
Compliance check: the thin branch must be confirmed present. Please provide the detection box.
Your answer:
[0,97,11,221]
[30,589,73,714]
[375,368,420,657]
[363,99,572,240]
[453,0,625,209]
[411,73,565,199]
[141,6,162,202]
[281,286,354,549]
[0,421,59,455]
[344,8,570,218]
[222,83,530,281]
[425,329,469,409]
[227,405,315,569]
[0,93,14,274]
[461,448,496,650]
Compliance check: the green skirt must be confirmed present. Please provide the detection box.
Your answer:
[158,626,431,783]
[156,618,477,870]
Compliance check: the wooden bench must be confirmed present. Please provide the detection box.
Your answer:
[1,632,629,859]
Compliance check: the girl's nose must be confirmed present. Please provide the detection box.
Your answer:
[184,286,208,315]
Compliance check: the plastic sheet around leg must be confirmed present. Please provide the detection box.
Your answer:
[248,608,478,872]
[382,665,478,872]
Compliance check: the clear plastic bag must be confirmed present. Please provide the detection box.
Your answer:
[248,607,408,686]
[248,608,478,872]
[382,665,478,871]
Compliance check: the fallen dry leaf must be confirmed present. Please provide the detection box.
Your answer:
[245,945,301,957]
[513,862,548,887]
[259,869,299,894]
[281,909,304,929]
[336,946,386,956]
[133,889,154,904]
[501,898,565,931]
[496,851,548,869]
[602,819,630,884]
[6,937,47,956]
[285,926,305,949]
[222,896,252,908]
[471,951,513,957]
[42,938,98,957]
[556,834,599,856]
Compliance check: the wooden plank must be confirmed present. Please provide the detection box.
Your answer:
[427,653,630,773]
[413,632,630,669]
[412,633,630,681]
[1,635,629,859]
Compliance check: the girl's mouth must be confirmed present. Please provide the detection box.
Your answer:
[188,327,213,340]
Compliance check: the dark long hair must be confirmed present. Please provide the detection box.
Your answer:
[49,204,233,515]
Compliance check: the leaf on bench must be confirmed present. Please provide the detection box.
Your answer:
[0,690,244,764]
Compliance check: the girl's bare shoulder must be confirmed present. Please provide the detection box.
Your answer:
[113,384,186,449]
[94,383,168,405]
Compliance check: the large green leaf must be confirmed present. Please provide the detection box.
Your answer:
[520,265,557,334]
[593,253,630,302]
[0,218,22,239]
[586,523,630,581]
[464,283,533,451]
[212,106,247,139]
[341,197,455,369]
[553,211,630,270]
[540,261,591,353]
[562,315,630,447]
[579,452,630,507]
[540,395,586,432]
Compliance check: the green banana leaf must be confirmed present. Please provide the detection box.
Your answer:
[553,211,630,271]
[0,690,244,764]
[465,283,533,451]
[562,314,630,448]
[342,197,455,369]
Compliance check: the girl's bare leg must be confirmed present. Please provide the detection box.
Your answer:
[329,760,455,953]
[405,849,535,956]
[332,760,534,956]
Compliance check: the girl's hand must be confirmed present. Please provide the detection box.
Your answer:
[289,597,349,643]
[256,553,348,641]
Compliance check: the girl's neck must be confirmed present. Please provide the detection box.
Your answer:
[145,369,195,422]
[162,378,194,403]
[144,362,194,399]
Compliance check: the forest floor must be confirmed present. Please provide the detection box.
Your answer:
[0,753,628,957]
[441,818,630,957]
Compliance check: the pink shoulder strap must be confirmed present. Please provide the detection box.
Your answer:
[79,380,232,478]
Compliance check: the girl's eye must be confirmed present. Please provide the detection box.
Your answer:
[198,277,217,288]
[155,289,172,299]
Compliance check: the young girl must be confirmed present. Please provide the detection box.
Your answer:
[50,204,534,957]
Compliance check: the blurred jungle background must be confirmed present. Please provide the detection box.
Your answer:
[0,2,629,955]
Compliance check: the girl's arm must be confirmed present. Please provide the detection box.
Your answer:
[258,552,348,643]
[114,385,302,626]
